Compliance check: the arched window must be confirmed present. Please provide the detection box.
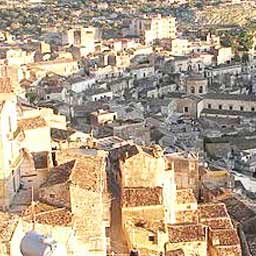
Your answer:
[191,86,195,94]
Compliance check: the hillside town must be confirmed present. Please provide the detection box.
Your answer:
[1,0,256,255]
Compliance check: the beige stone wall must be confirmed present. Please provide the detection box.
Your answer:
[166,240,207,256]
[70,186,106,255]
[124,224,168,254]
[203,98,256,112]
[0,167,21,209]
[122,206,165,224]
[186,79,208,95]
[175,98,201,118]
[122,151,166,187]
[167,156,200,199]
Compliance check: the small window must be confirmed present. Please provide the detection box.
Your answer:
[208,104,211,109]
[219,105,222,110]
[148,234,156,242]
[199,86,203,94]
[252,107,255,112]
[184,107,189,113]
[240,106,244,111]
[229,105,233,110]
[191,86,195,94]
[50,194,55,198]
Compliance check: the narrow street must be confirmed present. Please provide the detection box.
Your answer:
[108,174,129,255]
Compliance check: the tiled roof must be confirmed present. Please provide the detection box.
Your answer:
[51,128,75,142]
[70,156,104,191]
[176,189,197,205]
[168,224,206,243]
[201,218,233,230]
[0,212,18,242]
[175,210,198,224]
[19,116,47,130]
[221,196,256,223]
[210,229,240,246]
[215,246,241,256]
[122,187,163,207]
[199,203,228,220]
[41,160,76,187]
[0,77,12,93]
[23,202,72,226]
[56,149,106,192]
[166,249,185,256]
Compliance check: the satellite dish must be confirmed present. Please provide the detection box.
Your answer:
[20,231,67,256]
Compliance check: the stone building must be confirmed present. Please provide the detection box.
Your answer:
[117,144,166,188]
[166,224,208,256]
[0,95,24,209]
[90,109,117,126]
[121,187,168,255]
[185,73,208,96]
[18,115,51,153]
[39,148,110,256]
[166,153,200,198]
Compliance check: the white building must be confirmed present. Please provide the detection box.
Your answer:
[130,14,176,45]
[0,95,24,209]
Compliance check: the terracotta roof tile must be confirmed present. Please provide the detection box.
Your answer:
[176,189,197,205]
[56,149,106,192]
[199,203,229,220]
[175,210,198,224]
[0,77,12,93]
[201,218,233,230]
[210,229,240,246]
[23,202,72,226]
[168,224,206,243]
[166,249,185,256]
[215,246,241,256]
[122,187,163,207]
[0,212,18,242]
[19,116,47,130]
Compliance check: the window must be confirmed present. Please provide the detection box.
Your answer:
[208,104,211,109]
[148,234,156,243]
[229,105,233,111]
[184,107,189,113]
[199,86,203,94]
[240,106,244,111]
[252,107,255,112]
[191,86,195,94]
[219,105,222,110]
[50,194,55,198]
